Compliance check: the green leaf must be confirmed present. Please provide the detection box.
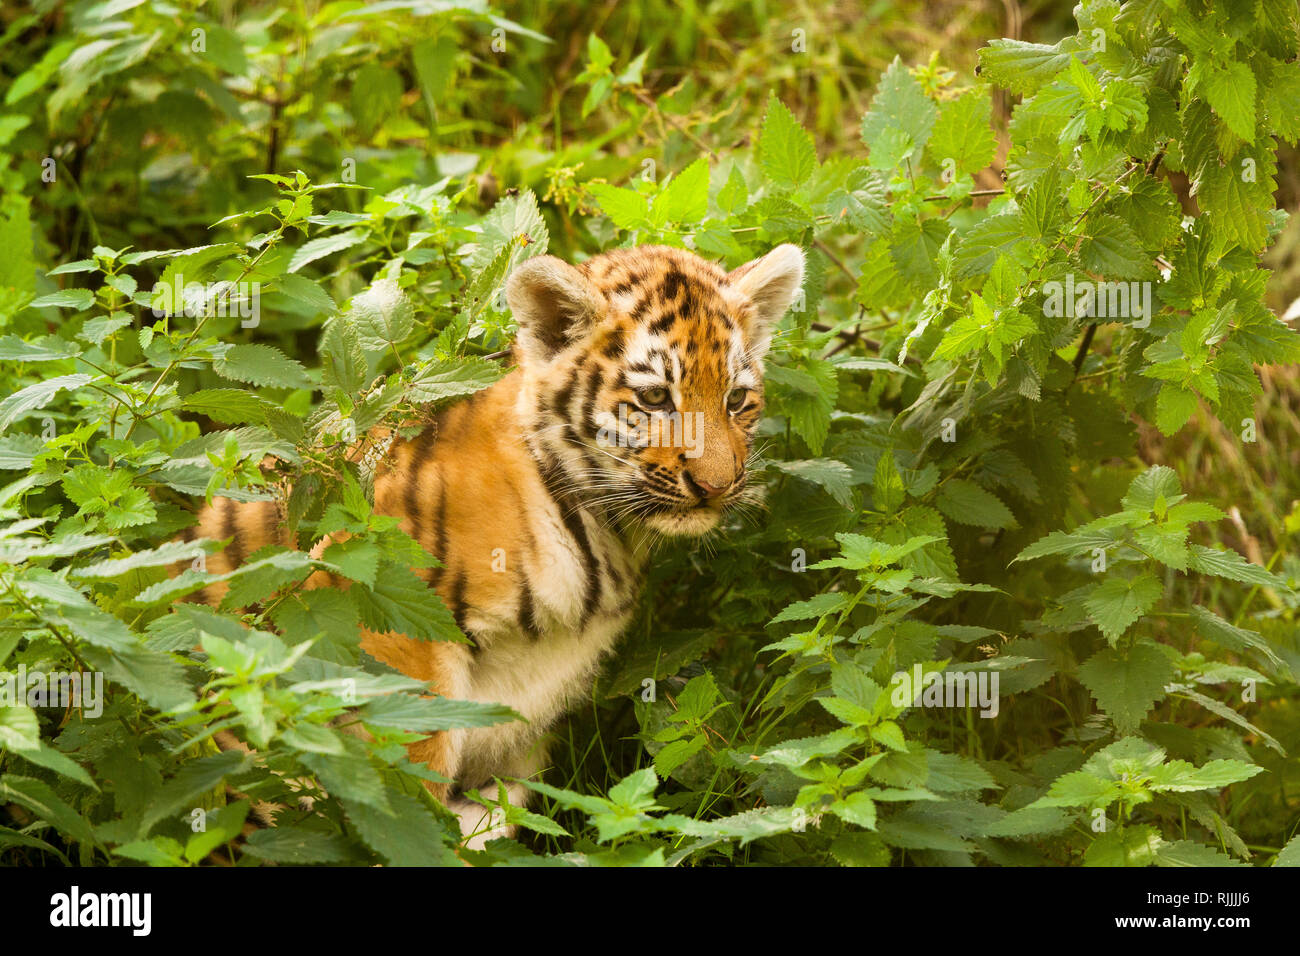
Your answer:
[72,539,208,579]
[1084,824,1162,867]
[273,273,335,315]
[350,278,414,351]
[1189,544,1288,589]
[977,39,1072,95]
[654,734,707,777]
[320,316,367,396]
[0,334,80,361]
[0,775,98,846]
[215,343,312,390]
[1276,834,1300,867]
[138,750,251,835]
[588,184,650,231]
[1155,384,1199,435]
[360,693,519,731]
[298,743,389,814]
[243,826,363,864]
[936,479,1017,529]
[927,88,996,175]
[1147,758,1264,792]
[769,458,856,508]
[1122,465,1182,512]
[952,213,1026,279]
[344,789,459,865]
[1189,605,1282,668]
[1083,572,1164,643]
[1079,214,1154,280]
[861,58,937,164]
[468,189,549,274]
[873,450,906,513]
[287,230,367,274]
[0,373,94,433]
[270,588,361,664]
[832,791,878,829]
[28,288,95,310]
[406,359,504,403]
[760,95,817,187]
[0,704,40,750]
[653,157,710,225]
[1200,60,1256,144]
[1154,840,1248,867]
[1077,641,1175,733]
[353,563,468,643]
[182,388,269,425]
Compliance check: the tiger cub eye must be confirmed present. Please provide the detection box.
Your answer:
[638,387,670,408]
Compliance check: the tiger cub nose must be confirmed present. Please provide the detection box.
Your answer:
[685,471,729,500]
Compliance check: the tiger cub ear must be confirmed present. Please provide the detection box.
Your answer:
[726,244,806,355]
[506,255,606,365]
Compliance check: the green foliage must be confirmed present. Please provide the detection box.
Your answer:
[1,0,1297,868]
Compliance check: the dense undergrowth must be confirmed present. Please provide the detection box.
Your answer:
[1,0,1299,866]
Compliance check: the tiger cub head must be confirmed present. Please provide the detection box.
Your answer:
[506,243,804,536]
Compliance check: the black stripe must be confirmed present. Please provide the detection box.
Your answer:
[601,329,625,358]
[579,370,602,437]
[629,290,654,319]
[551,366,580,419]
[261,501,279,547]
[221,500,244,568]
[405,428,438,547]
[661,267,685,301]
[648,310,678,335]
[518,580,541,639]
[448,568,469,637]
[560,509,601,622]
[537,456,602,622]
[538,455,568,505]
[428,476,447,587]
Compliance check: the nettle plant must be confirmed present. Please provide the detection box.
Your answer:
[0,0,1298,867]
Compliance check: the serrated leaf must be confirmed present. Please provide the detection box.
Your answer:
[288,230,367,274]
[353,563,467,643]
[1077,641,1175,733]
[1200,60,1255,144]
[927,88,996,175]
[344,789,459,865]
[29,288,95,310]
[653,157,710,224]
[769,458,856,508]
[861,58,937,164]
[360,693,518,731]
[977,39,1072,95]
[1154,839,1248,867]
[761,95,817,187]
[0,775,97,847]
[936,478,1017,529]
[350,277,414,351]
[1084,572,1164,643]
[215,343,311,390]
[1189,544,1287,589]
[0,373,94,433]
[182,388,269,425]
[243,826,362,864]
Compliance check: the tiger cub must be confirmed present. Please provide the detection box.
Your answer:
[191,243,805,846]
